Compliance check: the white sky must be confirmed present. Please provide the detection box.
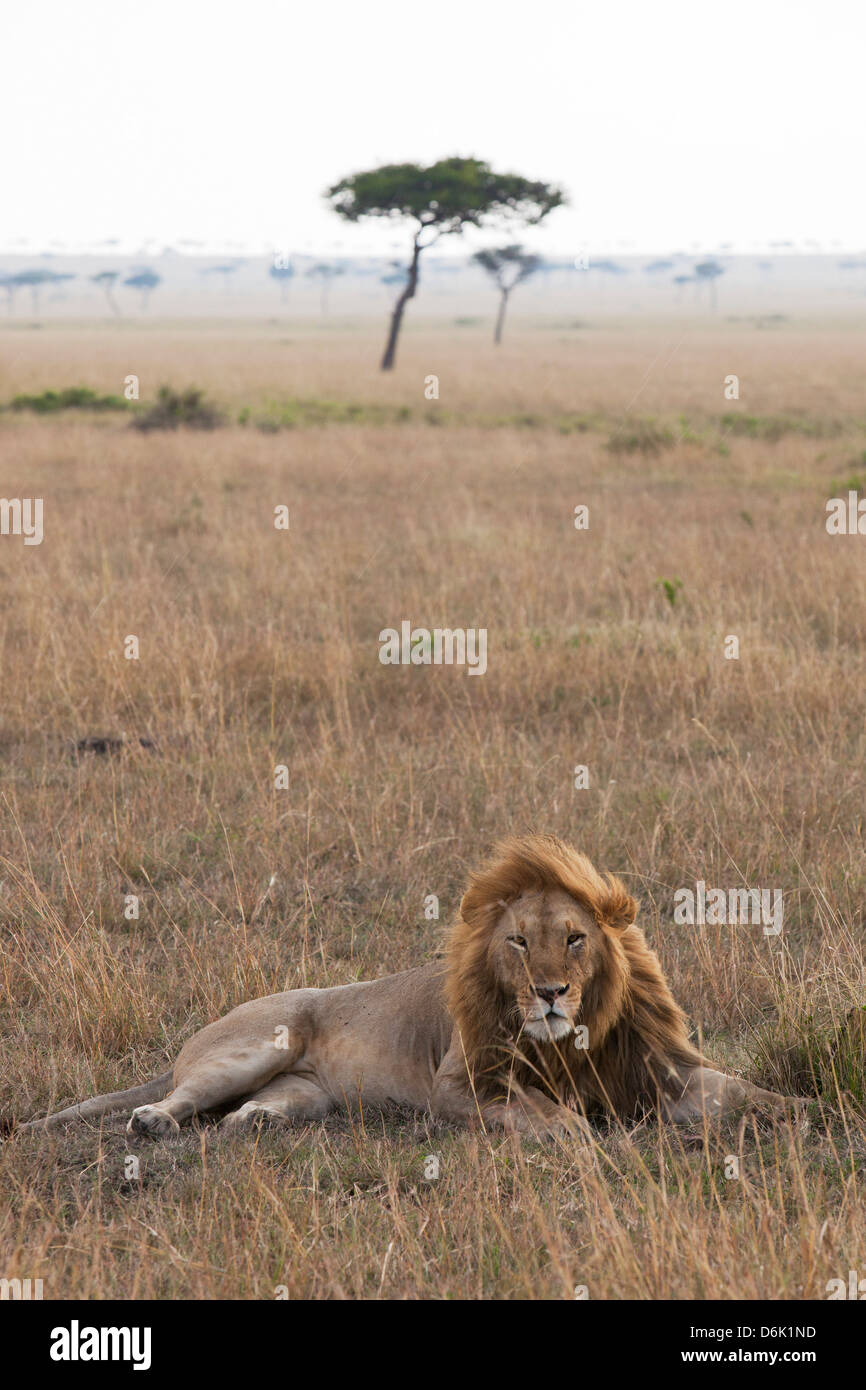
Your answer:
[3,0,864,256]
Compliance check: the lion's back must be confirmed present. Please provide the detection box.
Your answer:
[310,959,453,1105]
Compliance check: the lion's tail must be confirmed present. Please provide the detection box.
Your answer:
[18,1071,174,1132]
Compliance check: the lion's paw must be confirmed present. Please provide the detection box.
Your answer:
[782,1095,811,1135]
[523,1116,579,1144]
[486,1102,579,1144]
[127,1105,181,1137]
[221,1103,285,1132]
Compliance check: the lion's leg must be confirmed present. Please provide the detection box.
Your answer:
[482,1087,592,1140]
[127,1045,292,1136]
[661,1065,799,1124]
[431,1043,587,1139]
[221,1074,335,1131]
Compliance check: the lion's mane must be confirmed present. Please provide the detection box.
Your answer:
[444,834,703,1117]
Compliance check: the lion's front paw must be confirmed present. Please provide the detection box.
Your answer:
[755,1091,810,1122]
[780,1095,810,1134]
[522,1111,590,1143]
[485,1102,579,1143]
[127,1105,181,1137]
[221,1103,285,1132]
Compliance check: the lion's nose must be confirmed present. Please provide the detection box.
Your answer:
[534,984,569,1005]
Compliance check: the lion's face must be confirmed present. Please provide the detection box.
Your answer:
[490,887,601,1042]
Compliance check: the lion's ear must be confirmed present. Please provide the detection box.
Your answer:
[458,887,492,925]
[459,887,510,927]
[601,878,637,932]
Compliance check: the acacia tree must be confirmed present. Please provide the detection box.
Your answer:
[325,157,564,369]
[203,261,242,293]
[306,261,345,314]
[473,244,541,344]
[92,270,121,316]
[10,269,76,313]
[124,269,161,310]
[694,259,725,311]
[269,258,294,304]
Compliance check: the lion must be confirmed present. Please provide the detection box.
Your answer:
[21,834,797,1138]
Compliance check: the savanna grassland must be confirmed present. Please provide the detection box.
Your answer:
[1,313,866,1300]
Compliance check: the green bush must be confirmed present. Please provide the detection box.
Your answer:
[8,387,128,414]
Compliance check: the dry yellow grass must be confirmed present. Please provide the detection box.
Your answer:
[1,318,865,1300]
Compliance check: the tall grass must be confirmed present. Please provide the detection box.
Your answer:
[1,321,865,1298]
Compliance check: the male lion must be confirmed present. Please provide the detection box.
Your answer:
[22,835,796,1138]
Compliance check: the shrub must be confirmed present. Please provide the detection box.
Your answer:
[607,419,675,454]
[131,387,224,432]
[7,387,128,414]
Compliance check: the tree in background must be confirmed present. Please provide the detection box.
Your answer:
[124,269,161,310]
[693,259,725,311]
[472,244,541,344]
[269,258,294,304]
[325,157,564,369]
[306,262,346,314]
[0,274,18,312]
[7,268,76,313]
[92,270,121,316]
[203,261,242,293]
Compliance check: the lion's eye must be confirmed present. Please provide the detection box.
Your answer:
[507,935,528,950]
[568,934,586,949]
